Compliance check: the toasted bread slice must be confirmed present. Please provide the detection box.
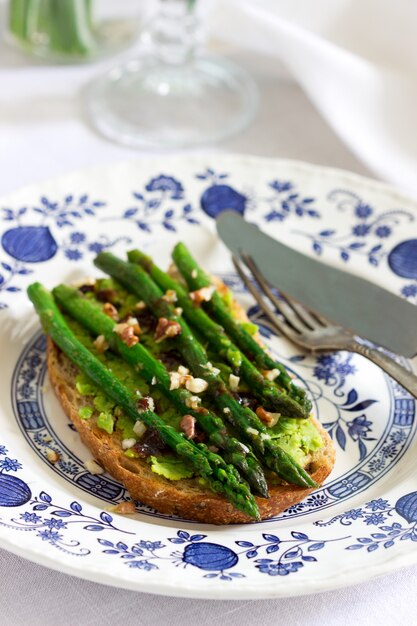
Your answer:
[47,335,335,524]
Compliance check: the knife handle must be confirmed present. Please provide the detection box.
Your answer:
[350,341,417,398]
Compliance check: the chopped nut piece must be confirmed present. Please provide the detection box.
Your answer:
[193,406,209,415]
[72,276,95,289]
[135,300,146,311]
[113,323,139,347]
[97,288,118,303]
[167,261,184,282]
[133,420,147,438]
[260,433,271,441]
[93,334,109,353]
[169,368,194,390]
[203,361,221,376]
[262,368,280,382]
[256,406,281,427]
[155,317,182,342]
[174,307,183,316]
[185,395,201,409]
[189,286,215,305]
[46,449,60,464]
[180,414,196,439]
[162,289,178,304]
[120,326,139,347]
[151,376,157,385]
[246,426,259,437]
[84,459,104,475]
[223,407,231,415]
[113,323,127,334]
[229,374,240,392]
[122,438,137,450]
[126,316,141,334]
[191,269,198,279]
[136,397,154,412]
[169,371,182,390]
[185,377,208,394]
[102,302,119,321]
[110,501,137,515]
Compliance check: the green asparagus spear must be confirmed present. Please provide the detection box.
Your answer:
[172,242,311,411]
[53,284,268,498]
[28,282,260,520]
[94,253,318,488]
[128,248,310,418]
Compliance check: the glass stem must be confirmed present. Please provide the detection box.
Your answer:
[150,0,200,66]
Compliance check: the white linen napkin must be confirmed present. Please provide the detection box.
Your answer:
[210,0,417,196]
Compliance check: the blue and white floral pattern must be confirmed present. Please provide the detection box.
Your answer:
[1,436,417,583]
[295,189,414,265]
[0,444,30,507]
[194,168,320,222]
[292,189,417,300]
[100,491,416,578]
[108,174,200,233]
[263,179,319,222]
[316,492,417,552]
[0,488,133,556]
[0,444,133,556]
[0,157,416,597]
[0,260,32,310]
[196,168,248,218]
[1,194,105,262]
[0,193,132,309]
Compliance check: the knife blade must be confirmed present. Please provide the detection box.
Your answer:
[216,211,417,358]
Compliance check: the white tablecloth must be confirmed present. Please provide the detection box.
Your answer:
[0,13,416,626]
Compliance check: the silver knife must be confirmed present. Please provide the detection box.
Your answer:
[217,211,417,358]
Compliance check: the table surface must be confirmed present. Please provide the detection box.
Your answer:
[0,25,416,626]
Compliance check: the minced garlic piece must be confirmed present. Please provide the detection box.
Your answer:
[122,438,137,450]
[229,374,240,392]
[84,459,104,475]
[185,377,208,394]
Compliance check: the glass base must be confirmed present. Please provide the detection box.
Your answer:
[85,56,259,149]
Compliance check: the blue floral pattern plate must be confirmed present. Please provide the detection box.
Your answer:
[0,155,416,599]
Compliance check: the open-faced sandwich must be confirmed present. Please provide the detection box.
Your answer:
[28,243,335,524]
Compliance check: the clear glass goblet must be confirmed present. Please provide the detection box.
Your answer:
[85,0,258,149]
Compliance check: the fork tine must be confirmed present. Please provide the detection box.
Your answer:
[280,290,329,329]
[242,254,326,331]
[279,291,326,330]
[240,253,313,333]
[232,255,300,343]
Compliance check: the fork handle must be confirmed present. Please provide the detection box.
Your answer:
[348,341,417,397]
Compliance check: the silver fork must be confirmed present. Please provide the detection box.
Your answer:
[233,253,417,398]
